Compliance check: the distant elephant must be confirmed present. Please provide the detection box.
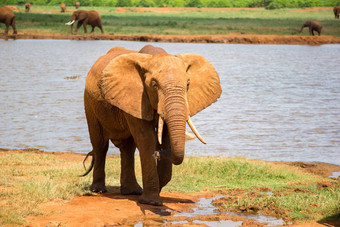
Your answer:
[65,10,104,34]
[334,6,340,19]
[25,3,30,13]
[0,6,17,34]
[75,1,80,9]
[299,20,322,36]
[139,44,167,55]
[60,3,66,13]
[83,45,222,205]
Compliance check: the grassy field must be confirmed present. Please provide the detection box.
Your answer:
[8,6,340,36]
[0,149,339,225]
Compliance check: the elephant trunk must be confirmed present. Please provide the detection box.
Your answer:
[299,25,304,33]
[163,85,188,165]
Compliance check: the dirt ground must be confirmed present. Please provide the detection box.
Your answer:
[1,33,340,45]
[1,150,332,227]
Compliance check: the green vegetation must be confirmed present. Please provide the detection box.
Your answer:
[4,7,340,36]
[1,0,340,8]
[0,150,339,225]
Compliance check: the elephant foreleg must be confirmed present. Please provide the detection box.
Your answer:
[157,126,172,191]
[115,137,142,195]
[157,158,172,191]
[83,22,88,33]
[90,26,95,33]
[124,114,162,206]
[75,22,82,34]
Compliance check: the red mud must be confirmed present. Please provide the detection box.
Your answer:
[1,33,340,45]
[2,149,334,227]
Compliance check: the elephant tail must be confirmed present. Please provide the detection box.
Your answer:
[79,151,94,177]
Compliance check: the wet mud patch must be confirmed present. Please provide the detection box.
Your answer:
[26,189,288,226]
[287,162,340,179]
[1,33,340,45]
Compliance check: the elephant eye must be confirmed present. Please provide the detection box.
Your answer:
[151,80,158,90]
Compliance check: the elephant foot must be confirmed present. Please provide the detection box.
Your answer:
[90,183,107,193]
[138,193,163,206]
[120,184,143,195]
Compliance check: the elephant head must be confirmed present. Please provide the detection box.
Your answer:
[98,52,221,165]
[299,21,311,33]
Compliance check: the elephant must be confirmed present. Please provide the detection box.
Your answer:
[299,20,322,36]
[60,3,66,13]
[75,1,80,9]
[82,45,221,206]
[334,6,340,19]
[25,3,30,13]
[0,6,17,34]
[65,10,104,34]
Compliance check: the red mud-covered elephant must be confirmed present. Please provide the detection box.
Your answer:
[82,45,222,206]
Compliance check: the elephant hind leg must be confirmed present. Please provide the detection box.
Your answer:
[90,139,109,193]
[99,25,104,34]
[115,137,142,195]
[85,106,109,192]
[4,24,9,34]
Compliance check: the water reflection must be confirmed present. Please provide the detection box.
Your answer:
[0,40,339,165]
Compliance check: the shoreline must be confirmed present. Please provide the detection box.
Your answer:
[1,33,340,45]
[1,148,339,178]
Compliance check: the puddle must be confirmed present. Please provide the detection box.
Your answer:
[329,171,340,179]
[175,195,288,227]
[193,220,243,226]
[174,195,226,217]
[226,212,288,226]
[134,195,290,226]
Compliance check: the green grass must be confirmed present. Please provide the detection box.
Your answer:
[6,6,340,36]
[0,150,338,225]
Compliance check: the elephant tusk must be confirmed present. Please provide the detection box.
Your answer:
[158,116,164,145]
[187,116,206,144]
[65,20,75,25]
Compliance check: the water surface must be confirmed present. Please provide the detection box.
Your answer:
[0,40,339,165]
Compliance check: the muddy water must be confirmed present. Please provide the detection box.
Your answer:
[1,40,339,165]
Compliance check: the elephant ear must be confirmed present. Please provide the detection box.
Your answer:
[78,11,88,21]
[99,53,154,121]
[177,54,222,116]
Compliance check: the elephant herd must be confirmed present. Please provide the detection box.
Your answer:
[1,5,340,36]
[0,2,104,35]
[299,6,340,36]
